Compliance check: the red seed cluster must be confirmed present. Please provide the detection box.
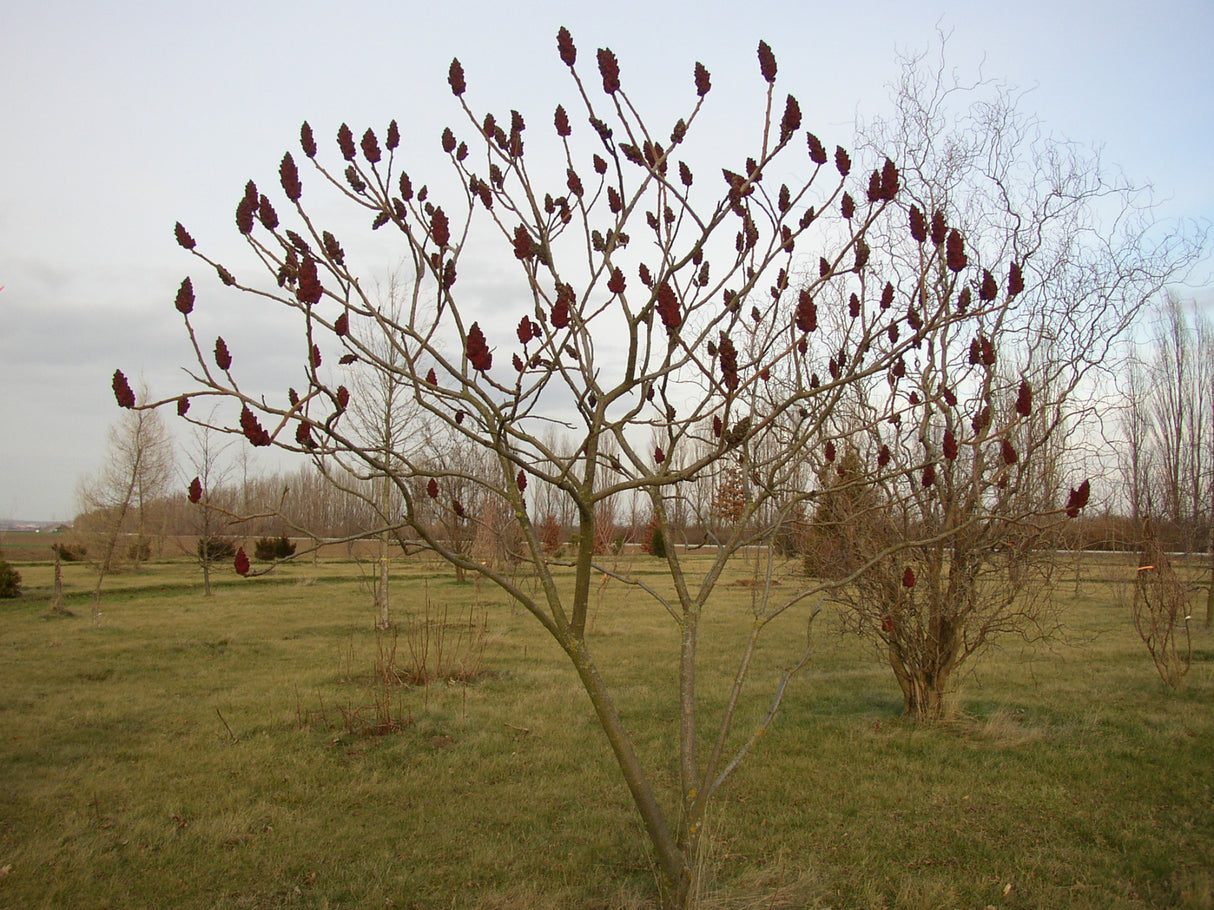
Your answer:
[448,58,466,95]
[834,146,851,177]
[430,207,450,248]
[188,477,202,504]
[1008,261,1024,297]
[466,322,492,372]
[694,61,711,96]
[718,334,739,391]
[757,40,777,83]
[902,567,916,588]
[779,95,801,142]
[655,280,681,335]
[1065,480,1091,518]
[234,548,251,576]
[796,289,817,332]
[240,406,271,447]
[175,277,194,315]
[979,270,998,301]
[214,337,232,371]
[557,27,576,67]
[597,47,621,93]
[174,222,196,250]
[300,122,317,158]
[909,206,927,244]
[806,133,827,165]
[297,257,322,305]
[337,124,356,161]
[946,230,967,272]
[552,283,574,328]
[1015,380,1033,417]
[112,369,135,408]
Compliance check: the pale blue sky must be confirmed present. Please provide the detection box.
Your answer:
[2,0,1211,520]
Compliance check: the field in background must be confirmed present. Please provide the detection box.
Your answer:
[0,549,1211,909]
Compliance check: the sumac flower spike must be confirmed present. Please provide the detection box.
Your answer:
[834,146,851,177]
[945,229,967,272]
[943,429,959,460]
[779,94,801,141]
[880,158,899,199]
[979,270,998,301]
[279,153,302,202]
[257,195,278,230]
[337,123,356,161]
[902,567,916,588]
[214,337,232,371]
[1015,379,1033,417]
[909,206,927,244]
[175,277,194,315]
[806,133,827,165]
[465,322,493,372]
[188,477,202,503]
[557,26,576,67]
[516,470,527,492]
[174,222,196,250]
[694,61,711,96]
[300,122,317,158]
[1065,480,1091,518]
[1008,261,1024,297]
[239,406,271,447]
[177,395,190,417]
[597,47,621,94]
[757,40,777,83]
[930,210,947,246]
[234,548,251,576]
[112,370,136,409]
[448,58,466,95]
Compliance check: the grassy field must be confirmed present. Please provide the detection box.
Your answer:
[0,544,1211,909]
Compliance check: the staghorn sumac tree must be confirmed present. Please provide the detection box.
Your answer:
[116,31,1104,906]
[811,44,1200,722]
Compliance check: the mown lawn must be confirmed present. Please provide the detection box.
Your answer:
[0,552,1211,908]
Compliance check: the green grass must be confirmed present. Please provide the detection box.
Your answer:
[0,553,1211,908]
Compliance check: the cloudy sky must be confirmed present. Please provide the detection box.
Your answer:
[2,0,1211,522]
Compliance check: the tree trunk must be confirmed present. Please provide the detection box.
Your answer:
[564,634,691,908]
[374,548,391,630]
[1206,515,1213,628]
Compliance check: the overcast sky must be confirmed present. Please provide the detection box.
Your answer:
[2,0,1211,522]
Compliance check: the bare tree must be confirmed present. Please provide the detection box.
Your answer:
[1133,520,1193,688]
[815,42,1201,721]
[115,32,1157,906]
[77,386,175,622]
[1128,294,1214,625]
[182,422,236,597]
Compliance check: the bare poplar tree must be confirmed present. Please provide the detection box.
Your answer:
[112,32,1169,905]
[182,422,235,597]
[77,387,175,622]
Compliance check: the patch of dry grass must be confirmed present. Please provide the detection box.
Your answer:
[0,552,1210,908]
